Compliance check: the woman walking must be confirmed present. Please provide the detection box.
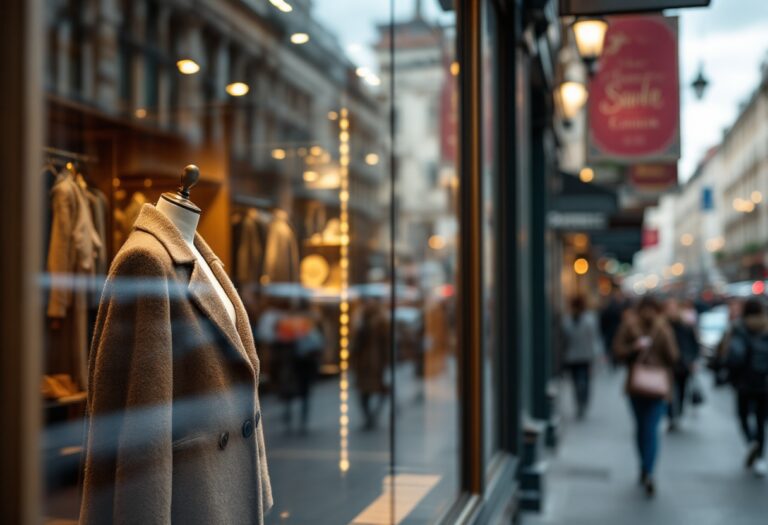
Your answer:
[614,296,679,497]
[716,297,768,476]
[562,295,603,419]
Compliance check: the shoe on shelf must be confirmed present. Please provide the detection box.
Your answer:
[746,442,761,468]
[753,459,767,477]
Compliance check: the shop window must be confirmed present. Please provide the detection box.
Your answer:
[38,1,460,524]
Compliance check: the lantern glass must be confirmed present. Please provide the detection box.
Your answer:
[559,81,588,120]
[573,18,608,61]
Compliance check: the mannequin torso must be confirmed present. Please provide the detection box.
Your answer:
[155,197,236,325]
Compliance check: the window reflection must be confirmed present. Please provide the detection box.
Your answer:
[42,0,458,524]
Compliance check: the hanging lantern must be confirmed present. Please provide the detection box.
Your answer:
[572,17,609,75]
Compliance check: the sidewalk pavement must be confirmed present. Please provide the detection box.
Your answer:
[526,366,768,525]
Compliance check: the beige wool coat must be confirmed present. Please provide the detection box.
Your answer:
[80,204,272,524]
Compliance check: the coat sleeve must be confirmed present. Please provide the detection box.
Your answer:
[47,182,75,318]
[658,322,680,367]
[80,250,174,525]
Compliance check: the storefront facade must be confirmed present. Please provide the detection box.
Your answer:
[1,0,560,523]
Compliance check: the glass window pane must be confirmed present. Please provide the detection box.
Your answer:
[40,1,463,524]
[391,1,460,522]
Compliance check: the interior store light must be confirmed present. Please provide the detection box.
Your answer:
[224,82,251,97]
[269,0,293,12]
[365,153,379,166]
[290,33,310,45]
[134,108,147,119]
[328,111,339,121]
[271,148,287,160]
[752,190,763,203]
[176,59,200,75]
[225,82,250,97]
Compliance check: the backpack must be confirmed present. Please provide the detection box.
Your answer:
[743,333,768,392]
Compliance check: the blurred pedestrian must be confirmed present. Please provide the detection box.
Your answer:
[352,299,390,431]
[716,297,768,477]
[614,296,679,497]
[562,295,603,419]
[664,298,701,431]
[600,288,628,367]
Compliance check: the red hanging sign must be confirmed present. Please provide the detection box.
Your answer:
[588,16,680,163]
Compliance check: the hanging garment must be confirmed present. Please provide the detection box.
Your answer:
[46,172,102,390]
[86,186,109,276]
[235,209,268,291]
[81,204,272,525]
[262,210,300,284]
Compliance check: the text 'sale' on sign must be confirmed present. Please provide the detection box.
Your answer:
[588,15,680,163]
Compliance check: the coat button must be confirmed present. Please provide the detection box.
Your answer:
[218,432,229,450]
[254,411,261,428]
[242,418,254,438]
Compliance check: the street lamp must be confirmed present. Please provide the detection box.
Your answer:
[557,80,588,126]
[691,64,710,100]
[572,17,609,76]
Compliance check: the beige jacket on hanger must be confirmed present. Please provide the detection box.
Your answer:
[46,174,102,390]
[262,211,300,284]
[80,204,272,525]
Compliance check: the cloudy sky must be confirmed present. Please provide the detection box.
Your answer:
[674,0,768,180]
[314,0,768,181]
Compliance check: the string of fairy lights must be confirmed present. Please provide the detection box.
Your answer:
[338,107,351,473]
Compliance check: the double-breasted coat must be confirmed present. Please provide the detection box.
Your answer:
[80,204,272,524]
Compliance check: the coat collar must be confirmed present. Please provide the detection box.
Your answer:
[132,204,259,378]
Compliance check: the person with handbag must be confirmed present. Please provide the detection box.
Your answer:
[614,296,679,497]
[715,297,768,477]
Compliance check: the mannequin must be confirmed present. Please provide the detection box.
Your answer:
[155,168,236,325]
[80,164,272,524]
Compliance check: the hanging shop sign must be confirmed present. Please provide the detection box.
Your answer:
[642,228,659,248]
[587,15,680,164]
[440,59,459,164]
[627,163,678,194]
[548,211,608,231]
[560,0,709,15]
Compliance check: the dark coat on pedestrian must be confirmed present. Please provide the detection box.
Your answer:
[352,305,390,395]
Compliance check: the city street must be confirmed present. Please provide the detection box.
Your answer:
[527,367,768,525]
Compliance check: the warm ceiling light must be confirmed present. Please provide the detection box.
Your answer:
[572,17,608,73]
[573,258,589,275]
[271,148,287,160]
[134,108,147,119]
[671,262,685,277]
[579,166,594,183]
[176,59,200,75]
[290,33,310,45]
[450,61,460,76]
[225,82,250,97]
[328,111,338,121]
[752,190,763,203]
[558,81,588,120]
[303,171,319,182]
[365,153,380,166]
[269,0,293,12]
[310,146,323,156]
[680,233,694,246]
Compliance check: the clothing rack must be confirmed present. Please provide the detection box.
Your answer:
[231,194,274,210]
[43,146,98,164]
